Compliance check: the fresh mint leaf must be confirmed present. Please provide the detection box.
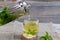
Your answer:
[40,32,53,40]
[0,7,17,25]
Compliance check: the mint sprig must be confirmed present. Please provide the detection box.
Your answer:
[40,32,53,40]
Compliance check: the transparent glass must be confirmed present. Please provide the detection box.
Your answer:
[23,18,39,36]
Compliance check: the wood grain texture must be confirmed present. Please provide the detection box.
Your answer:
[21,35,38,40]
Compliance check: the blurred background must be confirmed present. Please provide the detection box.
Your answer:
[0,0,60,1]
[0,0,60,23]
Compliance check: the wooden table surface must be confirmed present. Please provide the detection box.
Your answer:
[0,21,60,40]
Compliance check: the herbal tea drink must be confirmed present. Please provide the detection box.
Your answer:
[23,19,39,36]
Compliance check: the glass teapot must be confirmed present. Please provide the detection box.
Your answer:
[10,0,31,14]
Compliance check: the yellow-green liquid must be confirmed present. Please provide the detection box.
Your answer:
[24,21,39,35]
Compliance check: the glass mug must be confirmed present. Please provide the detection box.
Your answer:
[23,18,39,37]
